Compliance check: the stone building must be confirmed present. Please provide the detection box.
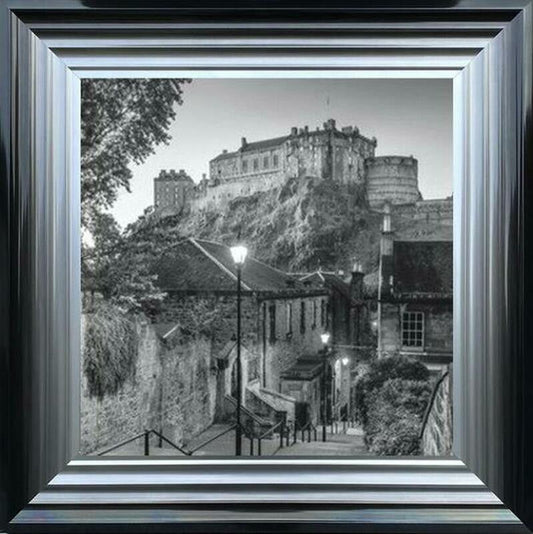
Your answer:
[209,118,377,186]
[153,169,195,216]
[376,206,453,372]
[152,237,332,426]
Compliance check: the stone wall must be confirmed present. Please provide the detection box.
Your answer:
[80,314,161,455]
[395,198,453,227]
[158,337,218,446]
[421,367,453,455]
[80,312,219,455]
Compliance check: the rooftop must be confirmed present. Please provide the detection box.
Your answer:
[154,237,316,294]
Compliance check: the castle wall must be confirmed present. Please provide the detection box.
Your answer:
[395,199,453,226]
[365,156,420,209]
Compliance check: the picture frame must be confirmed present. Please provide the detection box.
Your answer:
[1,1,532,532]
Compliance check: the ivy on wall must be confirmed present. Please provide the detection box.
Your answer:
[83,304,139,398]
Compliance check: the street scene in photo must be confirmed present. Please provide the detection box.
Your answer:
[80,78,453,457]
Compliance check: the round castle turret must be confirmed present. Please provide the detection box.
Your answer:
[364,155,420,210]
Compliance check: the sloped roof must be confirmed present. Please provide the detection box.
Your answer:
[211,135,289,162]
[241,135,289,153]
[154,237,308,293]
[393,240,452,296]
[299,271,351,300]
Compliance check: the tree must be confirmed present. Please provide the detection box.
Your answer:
[81,78,190,227]
[82,211,122,300]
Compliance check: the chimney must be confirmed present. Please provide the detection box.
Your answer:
[241,137,247,148]
[291,126,298,136]
[350,261,364,300]
[304,125,309,134]
[325,118,336,130]
[378,202,394,300]
[223,149,228,154]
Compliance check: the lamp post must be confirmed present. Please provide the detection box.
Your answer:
[320,332,330,442]
[230,244,248,456]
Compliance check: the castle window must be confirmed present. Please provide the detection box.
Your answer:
[300,301,306,334]
[321,300,326,327]
[401,311,424,349]
[263,156,269,169]
[253,158,259,171]
[312,300,318,329]
[273,154,279,167]
[242,160,248,173]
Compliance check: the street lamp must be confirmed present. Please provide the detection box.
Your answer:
[230,244,248,456]
[320,332,330,442]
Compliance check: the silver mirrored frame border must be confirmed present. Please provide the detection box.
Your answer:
[1,2,532,532]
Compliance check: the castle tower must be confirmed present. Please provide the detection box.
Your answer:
[365,155,420,210]
[153,169,194,215]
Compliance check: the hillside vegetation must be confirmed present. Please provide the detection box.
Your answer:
[124,176,451,277]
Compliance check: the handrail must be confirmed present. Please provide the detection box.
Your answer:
[97,431,148,456]
[257,419,284,441]
[223,395,271,428]
[149,429,190,456]
[187,424,238,454]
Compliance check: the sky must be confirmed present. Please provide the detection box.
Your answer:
[110,78,452,229]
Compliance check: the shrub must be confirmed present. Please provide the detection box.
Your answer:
[354,355,429,425]
[364,378,432,455]
[83,303,138,398]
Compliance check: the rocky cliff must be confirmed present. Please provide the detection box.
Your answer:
[141,176,451,275]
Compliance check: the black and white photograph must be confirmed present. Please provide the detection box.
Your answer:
[80,77,453,457]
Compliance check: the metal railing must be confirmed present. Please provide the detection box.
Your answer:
[97,428,190,456]
[293,421,318,445]
[96,419,288,457]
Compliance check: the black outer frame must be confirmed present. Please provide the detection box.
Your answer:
[1,1,532,533]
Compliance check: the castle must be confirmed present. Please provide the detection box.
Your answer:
[153,119,452,224]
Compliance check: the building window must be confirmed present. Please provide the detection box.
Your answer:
[269,303,276,343]
[273,154,279,167]
[300,301,306,334]
[286,302,293,337]
[253,158,259,171]
[312,300,318,329]
[321,300,326,327]
[401,311,424,349]
[263,156,269,169]
[242,160,248,173]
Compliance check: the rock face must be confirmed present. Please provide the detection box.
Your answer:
[421,367,453,455]
[154,175,451,275]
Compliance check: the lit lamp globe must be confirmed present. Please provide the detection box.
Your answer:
[230,245,248,265]
[320,332,330,345]
[341,357,350,366]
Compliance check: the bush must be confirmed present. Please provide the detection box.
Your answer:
[83,304,138,398]
[354,355,429,425]
[364,378,432,455]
